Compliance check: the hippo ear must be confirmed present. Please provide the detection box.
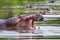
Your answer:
[18,15,22,19]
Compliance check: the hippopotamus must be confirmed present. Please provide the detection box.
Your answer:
[0,13,44,33]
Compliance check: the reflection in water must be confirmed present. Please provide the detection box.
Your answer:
[14,33,33,40]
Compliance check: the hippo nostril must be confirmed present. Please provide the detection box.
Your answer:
[42,18,44,20]
[39,18,44,21]
[42,18,44,19]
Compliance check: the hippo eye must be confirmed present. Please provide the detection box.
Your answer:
[35,14,40,18]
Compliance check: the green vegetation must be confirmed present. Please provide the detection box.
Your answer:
[0,0,60,19]
[0,0,46,19]
[0,0,45,7]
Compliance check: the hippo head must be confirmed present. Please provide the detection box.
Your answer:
[18,14,44,21]
[32,13,44,21]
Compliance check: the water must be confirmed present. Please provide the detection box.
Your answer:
[0,26,60,38]
[0,26,60,40]
[0,16,60,39]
